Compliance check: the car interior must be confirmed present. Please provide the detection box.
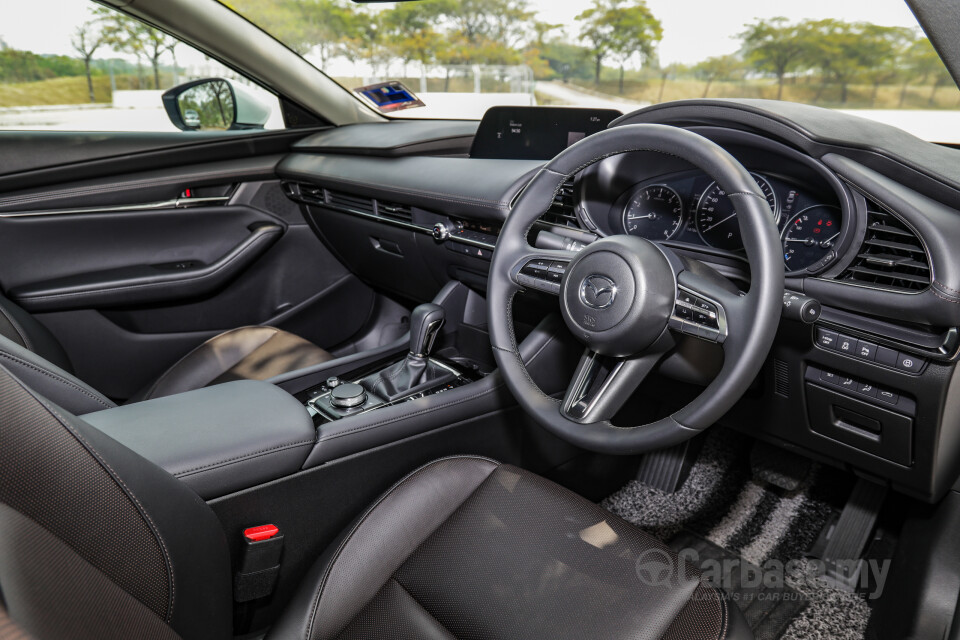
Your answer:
[3,0,960,639]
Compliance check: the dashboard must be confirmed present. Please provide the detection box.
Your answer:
[280,100,960,502]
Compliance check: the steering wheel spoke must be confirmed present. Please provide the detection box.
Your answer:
[509,246,578,296]
[561,339,670,424]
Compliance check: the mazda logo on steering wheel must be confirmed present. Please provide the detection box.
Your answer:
[579,275,617,309]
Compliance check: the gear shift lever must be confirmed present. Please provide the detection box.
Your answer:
[360,303,449,401]
[409,303,445,357]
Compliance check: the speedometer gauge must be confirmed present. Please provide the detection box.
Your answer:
[622,184,684,240]
[782,205,841,271]
[695,174,778,250]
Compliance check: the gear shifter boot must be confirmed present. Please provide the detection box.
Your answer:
[360,355,448,401]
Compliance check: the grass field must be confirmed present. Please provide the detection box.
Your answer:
[0,73,177,108]
[581,77,960,110]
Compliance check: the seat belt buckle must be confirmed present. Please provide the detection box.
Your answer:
[233,524,284,602]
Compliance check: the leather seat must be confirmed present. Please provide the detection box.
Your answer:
[0,362,753,640]
[0,292,332,412]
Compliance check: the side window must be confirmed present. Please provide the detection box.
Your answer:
[0,1,284,132]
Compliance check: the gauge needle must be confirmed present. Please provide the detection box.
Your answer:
[629,213,656,220]
[702,213,737,233]
[819,232,839,248]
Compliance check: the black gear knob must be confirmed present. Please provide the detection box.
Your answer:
[409,303,445,358]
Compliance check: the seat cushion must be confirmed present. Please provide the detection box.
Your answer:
[135,326,333,402]
[268,456,753,640]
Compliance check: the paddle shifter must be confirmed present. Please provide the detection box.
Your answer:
[360,304,447,401]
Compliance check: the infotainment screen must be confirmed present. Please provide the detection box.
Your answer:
[469,106,621,160]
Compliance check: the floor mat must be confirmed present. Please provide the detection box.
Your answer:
[602,430,874,640]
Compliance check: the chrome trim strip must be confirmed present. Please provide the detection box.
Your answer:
[0,196,231,218]
[312,201,497,250]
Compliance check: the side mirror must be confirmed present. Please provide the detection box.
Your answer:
[162,78,272,131]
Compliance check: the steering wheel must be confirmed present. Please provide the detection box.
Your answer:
[488,124,784,455]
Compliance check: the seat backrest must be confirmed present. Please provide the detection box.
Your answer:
[0,294,115,414]
[0,364,232,640]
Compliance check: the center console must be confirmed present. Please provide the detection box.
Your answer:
[296,303,482,423]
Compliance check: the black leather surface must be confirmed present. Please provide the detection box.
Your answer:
[0,333,115,415]
[0,364,232,640]
[9,224,283,312]
[269,456,747,640]
[292,120,478,156]
[0,292,72,371]
[81,380,317,499]
[0,155,282,214]
[133,325,334,402]
[359,356,451,402]
[277,153,541,221]
[487,123,783,454]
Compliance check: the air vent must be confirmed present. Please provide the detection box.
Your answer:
[540,177,580,229]
[325,189,375,215]
[294,183,324,204]
[839,200,930,292]
[377,200,413,223]
[773,359,790,397]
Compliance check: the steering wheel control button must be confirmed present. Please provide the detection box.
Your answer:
[816,327,838,350]
[895,353,924,374]
[330,383,367,409]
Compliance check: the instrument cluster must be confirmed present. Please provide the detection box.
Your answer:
[590,170,843,273]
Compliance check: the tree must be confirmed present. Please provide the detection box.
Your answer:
[140,26,178,90]
[898,36,954,107]
[578,0,662,87]
[739,17,810,101]
[653,62,683,102]
[71,20,106,102]
[804,20,873,104]
[607,1,662,94]
[858,25,914,106]
[694,55,743,98]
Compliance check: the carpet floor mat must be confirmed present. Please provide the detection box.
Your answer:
[603,430,874,640]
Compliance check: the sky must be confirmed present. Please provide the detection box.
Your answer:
[1,0,923,67]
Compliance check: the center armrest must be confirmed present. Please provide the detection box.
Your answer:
[81,380,316,499]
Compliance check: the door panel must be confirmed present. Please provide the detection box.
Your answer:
[0,157,376,399]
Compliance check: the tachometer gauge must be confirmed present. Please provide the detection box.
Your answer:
[622,184,684,240]
[782,205,842,271]
[695,174,778,250]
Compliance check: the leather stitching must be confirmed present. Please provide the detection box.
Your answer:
[17,232,278,302]
[0,304,32,351]
[304,455,500,640]
[12,379,177,622]
[173,438,316,477]
[0,350,113,409]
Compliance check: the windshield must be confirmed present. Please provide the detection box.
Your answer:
[227,1,958,141]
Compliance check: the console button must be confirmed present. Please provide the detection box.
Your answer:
[875,345,899,368]
[820,370,839,385]
[838,376,858,391]
[877,389,899,404]
[837,334,857,355]
[855,340,877,361]
[857,381,878,398]
[895,352,924,374]
[816,327,838,350]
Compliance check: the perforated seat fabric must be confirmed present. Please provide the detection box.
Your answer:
[268,456,754,640]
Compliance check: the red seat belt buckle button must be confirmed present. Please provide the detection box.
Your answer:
[243,524,279,542]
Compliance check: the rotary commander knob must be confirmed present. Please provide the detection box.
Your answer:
[329,383,367,409]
